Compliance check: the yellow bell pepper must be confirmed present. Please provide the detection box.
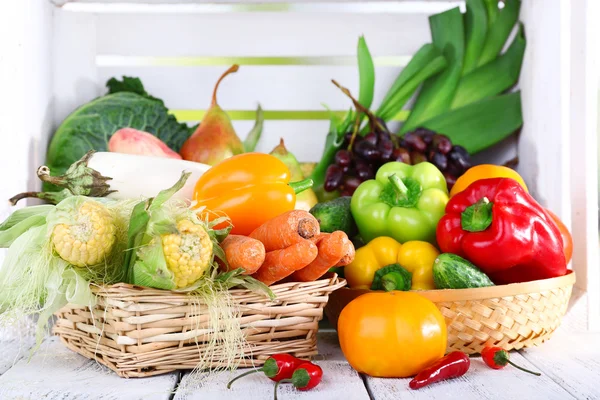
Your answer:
[450,164,528,197]
[344,236,439,291]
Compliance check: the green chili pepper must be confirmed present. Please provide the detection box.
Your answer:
[350,161,448,244]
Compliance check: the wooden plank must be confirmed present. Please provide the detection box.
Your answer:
[174,331,369,400]
[520,331,600,400]
[0,323,37,375]
[174,361,369,400]
[0,336,179,400]
[96,65,408,111]
[95,12,433,57]
[364,350,575,400]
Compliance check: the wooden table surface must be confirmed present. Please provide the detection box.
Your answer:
[0,320,598,400]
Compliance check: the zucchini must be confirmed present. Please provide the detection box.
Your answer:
[433,253,494,289]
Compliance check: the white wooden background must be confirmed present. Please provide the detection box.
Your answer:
[0,2,598,397]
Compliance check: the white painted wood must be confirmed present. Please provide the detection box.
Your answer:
[96,66,413,111]
[568,0,600,331]
[365,351,575,400]
[175,359,369,400]
[58,1,464,15]
[0,321,37,375]
[52,9,100,128]
[0,336,179,400]
[520,330,600,400]
[95,13,433,58]
[517,0,571,219]
[0,0,54,265]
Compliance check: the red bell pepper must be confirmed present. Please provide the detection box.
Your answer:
[436,178,567,284]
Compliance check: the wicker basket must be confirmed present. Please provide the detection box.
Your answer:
[52,274,346,378]
[324,271,576,355]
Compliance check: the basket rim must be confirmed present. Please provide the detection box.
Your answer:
[336,270,576,302]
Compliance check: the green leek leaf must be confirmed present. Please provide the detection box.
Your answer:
[452,23,525,109]
[420,91,522,154]
[463,0,488,74]
[477,0,521,67]
[357,35,375,111]
[376,44,448,122]
[400,7,465,133]
[483,0,499,26]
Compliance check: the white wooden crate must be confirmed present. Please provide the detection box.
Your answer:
[0,0,598,328]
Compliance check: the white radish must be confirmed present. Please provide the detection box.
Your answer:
[87,152,211,201]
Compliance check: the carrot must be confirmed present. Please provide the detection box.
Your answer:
[335,239,356,267]
[251,240,318,286]
[219,234,266,275]
[291,231,349,282]
[249,210,320,252]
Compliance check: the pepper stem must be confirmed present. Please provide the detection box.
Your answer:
[388,174,409,197]
[289,178,314,194]
[226,368,262,389]
[461,197,493,232]
[381,272,404,292]
[494,350,541,376]
[506,360,542,376]
[273,379,292,400]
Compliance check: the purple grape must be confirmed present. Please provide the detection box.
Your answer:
[445,161,464,176]
[340,188,355,197]
[414,128,435,145]
[410,151,427,164]
[355,160,374,180]
[335,149,352,167]
[324,164,344,191]
[448,145,471,170]
[378,139,394,160]
[364,132,378,146]
[432,134,453,154]
[443,172,457,190]
[342,176,362,192]
[392,147,411,164]
[429,151,448,170]
[403,133,427,152]
[354,140,381,161]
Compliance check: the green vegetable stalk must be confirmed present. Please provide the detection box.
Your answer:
[371,264,412,291]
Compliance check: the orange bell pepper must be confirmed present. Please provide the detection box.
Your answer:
[450,164,528,197]
[192,153,313,235]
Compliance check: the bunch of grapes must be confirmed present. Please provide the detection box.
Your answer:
[324,126,472,196]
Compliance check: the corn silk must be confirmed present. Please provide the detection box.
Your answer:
[0,171,273,378]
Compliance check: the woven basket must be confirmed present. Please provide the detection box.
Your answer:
[52,274,346,378]
[324,271,576,355]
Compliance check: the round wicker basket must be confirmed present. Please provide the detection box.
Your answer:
[53,275,346,378]
[324,271,576,354]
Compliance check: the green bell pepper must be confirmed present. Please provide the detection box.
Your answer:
[350,161,449,244]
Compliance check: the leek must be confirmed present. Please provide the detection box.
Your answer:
[477,0,521,67]
[452,23,525,109]
[401,7,465,133]
[463,0,488,74]
[420,91,523,153]
[376,44,448,122]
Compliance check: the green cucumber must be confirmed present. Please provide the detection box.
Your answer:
[433,253,494,289]
[309,196,358,237]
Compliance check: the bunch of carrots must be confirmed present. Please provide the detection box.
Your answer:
[219,210,355,285]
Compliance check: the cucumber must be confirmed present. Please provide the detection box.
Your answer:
[309,196,358,237]
[433,253,495,289]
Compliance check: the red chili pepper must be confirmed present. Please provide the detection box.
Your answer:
[274,361,323,400]
[481,346,541,376]
[409,351,470,390]
[227,354,305,388]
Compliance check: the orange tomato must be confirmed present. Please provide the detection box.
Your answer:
[450,164,528,197]
[546,208,573,264]
[337,291,447,378]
